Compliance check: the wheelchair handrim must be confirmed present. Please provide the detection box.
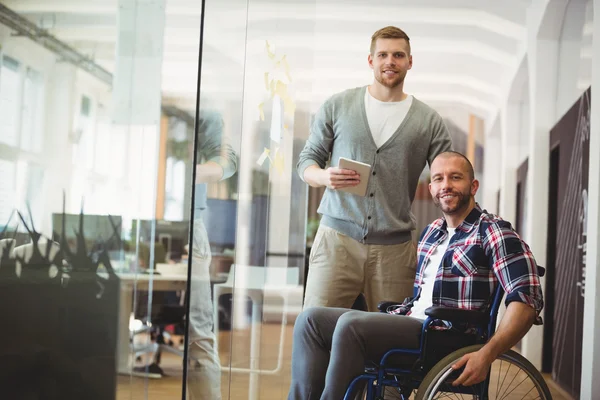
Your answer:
[427,367,455,399]
[417,345,552,400]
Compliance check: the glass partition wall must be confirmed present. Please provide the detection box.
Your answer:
[0,0,203,399]
[0,0,314,399]
[187,0,315,399]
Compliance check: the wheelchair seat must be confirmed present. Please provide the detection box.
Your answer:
[344,267,551,400]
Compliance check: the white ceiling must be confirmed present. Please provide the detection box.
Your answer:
[4,0,534,133]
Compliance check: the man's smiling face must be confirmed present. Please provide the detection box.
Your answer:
[368,38,412,89]
[429,155,478,215]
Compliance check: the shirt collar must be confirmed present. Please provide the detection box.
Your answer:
[437,203,483,234]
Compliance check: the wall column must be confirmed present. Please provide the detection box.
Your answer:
[581,1,600,397]
[499,102,521,224]
[521,0,567,369]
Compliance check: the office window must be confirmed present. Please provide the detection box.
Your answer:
[0,55,22,148]
[164,158,186,221]
[164,118,189,221]
[71,94,96,170]
[94,104,126,179]
[0,159,16,227]
[13,161,45,226]
[20,67,45,153]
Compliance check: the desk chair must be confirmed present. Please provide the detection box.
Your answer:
[132,287,191,378]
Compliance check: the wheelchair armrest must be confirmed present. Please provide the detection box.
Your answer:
[377,297,412,312]
[424,306,489,325]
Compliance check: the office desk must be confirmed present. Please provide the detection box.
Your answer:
[116,272,188,375]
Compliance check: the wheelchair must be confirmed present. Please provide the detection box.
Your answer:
[343,267,552,399]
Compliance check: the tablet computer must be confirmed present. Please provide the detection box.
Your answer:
[338,157,372,196]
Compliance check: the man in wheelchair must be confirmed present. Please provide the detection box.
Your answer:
[288,151,544,399]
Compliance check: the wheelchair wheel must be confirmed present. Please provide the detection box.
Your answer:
[382,386,413,399]
[356,383,412,399]
[415,345,552,400]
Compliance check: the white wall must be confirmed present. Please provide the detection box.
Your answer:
[517,101,530,167]
[0,24,158,237]
[491,0,599,395]
[555,0,589,120]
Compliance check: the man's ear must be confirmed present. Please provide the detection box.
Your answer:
[471,179,480,196]
[368,53,374,69]
[408,54,413,70]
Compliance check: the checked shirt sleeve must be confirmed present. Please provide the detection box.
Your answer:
[483,221,544,325]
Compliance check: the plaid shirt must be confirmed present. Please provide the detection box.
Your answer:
[388,204,544,324]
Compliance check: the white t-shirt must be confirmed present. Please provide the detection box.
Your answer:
[409,228,456,320]
[364,88,413,148]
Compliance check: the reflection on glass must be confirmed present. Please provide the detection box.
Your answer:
[188,111,238,399]
[0,0,197,398]
[187,0,317,398]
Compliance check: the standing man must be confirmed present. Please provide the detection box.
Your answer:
[297,26,453,311]
[188,110,238,400]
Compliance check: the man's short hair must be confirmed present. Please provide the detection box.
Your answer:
[370,26,411,55]
[433,151,475,181]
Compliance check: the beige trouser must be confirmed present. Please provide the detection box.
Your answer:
[303,225,417,312]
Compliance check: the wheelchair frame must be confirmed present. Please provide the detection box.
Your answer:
[343,267,546,400]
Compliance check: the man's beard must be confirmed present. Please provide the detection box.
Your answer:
[433,190,472,215]
[375,70,406,88]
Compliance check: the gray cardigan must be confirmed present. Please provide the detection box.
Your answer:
[297,86,452,245]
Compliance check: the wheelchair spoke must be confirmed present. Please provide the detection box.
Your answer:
[496,359,513,398]
[497,363,522,399]
[519,384,542,400]
[381,385,406,399]
[498,373,535,399]
[426,385,477,399]
[495,360,503,399]
[417,347,551,400]
[432,392,454,399]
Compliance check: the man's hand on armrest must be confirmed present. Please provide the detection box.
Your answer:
[451,302,536,387]
[303,165,360,189]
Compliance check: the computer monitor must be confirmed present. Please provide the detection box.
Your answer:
[204,198,237,251]
[131,219,190,261]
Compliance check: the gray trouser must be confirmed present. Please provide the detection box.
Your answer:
[288,307,423,400]
[188,218,221,400]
